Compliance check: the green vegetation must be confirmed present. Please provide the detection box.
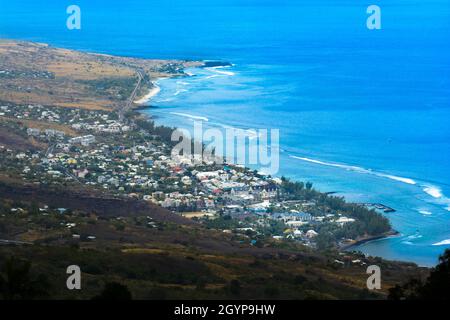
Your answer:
[0,257,51,300]
[77,77,139,100]
[280,177,391,247]
[0,195,423,300]
[389,249,450,300]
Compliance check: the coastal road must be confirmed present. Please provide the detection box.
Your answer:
[119,69,144,122]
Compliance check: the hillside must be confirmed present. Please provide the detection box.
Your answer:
[0,39,200,110]
[0,40,427,300]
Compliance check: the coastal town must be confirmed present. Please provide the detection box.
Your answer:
[0,39,428,301]
[0,99,392,252]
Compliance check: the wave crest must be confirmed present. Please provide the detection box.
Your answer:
[289,156,416,185]
[206,66,236,76]
[432,239,450,246]
[170,112,209,122]
[423,186,443,199]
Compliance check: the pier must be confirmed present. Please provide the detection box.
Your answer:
[360,203,396,213]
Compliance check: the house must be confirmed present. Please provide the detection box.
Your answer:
[196,171,220,180]
[181,176,192,185]
[67,158,77,165]
[293,229,303,237]
[97,175,106,184]
[286,220,308,227]
[45,129,65,138]
[47,170,62,176]
[27,128,41,137]
[306,230,319,238]
[272,212,312,223]
[335,216,356,226]
[74,168,89,178]
[69,134,96,146]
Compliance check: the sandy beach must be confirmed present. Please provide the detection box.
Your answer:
[133,83,161,105]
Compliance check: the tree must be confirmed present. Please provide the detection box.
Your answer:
[29,201,40,215]
[388,249,450,300]
[418,249,450,299]
[264,284,279,298]
[92,282,132,300]
[227,279,241,296]
[0,257,51,300]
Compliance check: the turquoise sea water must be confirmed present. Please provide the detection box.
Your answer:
[1,0,449,266]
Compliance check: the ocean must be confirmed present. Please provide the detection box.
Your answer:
[1,0,449,266]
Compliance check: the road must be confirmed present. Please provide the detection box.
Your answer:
[119,69,144,122]
[44,143,82,184]
[0,239,32,245]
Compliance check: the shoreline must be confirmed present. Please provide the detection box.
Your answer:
[134,65,403,258]
[132,59,233,107]
[340,230,400,251]
[133,82,161,105]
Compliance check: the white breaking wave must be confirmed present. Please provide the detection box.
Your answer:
[235,128,260,140]
[157,98,175,102]
[421,186,450,211]
[206,66,236,76]
[288,155,450,209]
[423,185,443,199]
[419,210,432,216]
[205,74,221,79]
[401,233,422,245]
[289,156,363,171]
[289,156,416,185]
[174,89,188,96]
[133,84,161,105]
[432,239,450,246]
[405,234,423,240]
[213,124,262,141]
[380,174,416,185]
[170,112,209,122]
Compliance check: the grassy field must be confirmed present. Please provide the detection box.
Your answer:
[0,40,200,111]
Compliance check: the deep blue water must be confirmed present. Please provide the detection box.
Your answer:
[1,0,450,266]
